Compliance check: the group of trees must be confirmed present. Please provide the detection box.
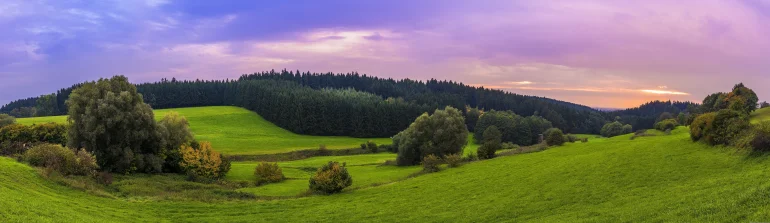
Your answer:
[689,84,768,151]
[608,101,698,130]
[392,106,468,166]
[600,121,633,137]
[472,110,553,146]
[2,70,611,136]
[64,76,229,177]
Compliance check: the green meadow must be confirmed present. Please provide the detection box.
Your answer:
[7,125,770,222]
[16,106,391,155]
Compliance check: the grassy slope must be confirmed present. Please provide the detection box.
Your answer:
[751,107,770,124]
[15,106,391,155]
[8,127,770,222]
[227,153,420,196]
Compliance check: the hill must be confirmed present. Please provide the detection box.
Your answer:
[16,106,391,155]
[751,107,770,124]
[6,127,770,222]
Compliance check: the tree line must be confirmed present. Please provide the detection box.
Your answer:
[4,70,661,136]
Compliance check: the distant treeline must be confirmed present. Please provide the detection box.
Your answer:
[3,70,626,136]
[608,101,699,130]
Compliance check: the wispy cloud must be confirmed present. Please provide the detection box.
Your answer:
[640,89,690,95]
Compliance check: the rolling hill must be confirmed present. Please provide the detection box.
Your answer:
[16,106,391,155]
[6,126,770,222]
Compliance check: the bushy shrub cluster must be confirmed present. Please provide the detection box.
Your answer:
[421,154,441,173]
[309,161,353,194]
[254,162,284,185]
[544,128,566,146]
[0,123,67,146]
[23,144,98,176]
[474,110,553,147]
[690,110,749,146]
[444,154,463,167]
[601,121,632,137]
[654,119,679,131]
[0,114,16,128]
[179,142,230,180]
[393,106,468,166]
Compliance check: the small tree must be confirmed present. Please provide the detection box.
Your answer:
[158,112,195,173]
[309,161,353,194]
[622,124,633,134]
[601,121,625,137]
[761,101,770,109]
[394,106,468,166]
[422,154,441,173]
[477,126,501,159]
[0,114,15,128]
[654,119,679,131]
[466,107,482,132]
[254,162,284,185]
[179,142,228,180]
[366,141,378,153]
[544,128,566,146]
[66,76,164,173]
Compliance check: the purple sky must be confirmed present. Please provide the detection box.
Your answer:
[1,0,769,108]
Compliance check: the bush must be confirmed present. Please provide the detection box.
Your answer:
[309,161,353,194]
[318,144,330,156]
[23,144,97,176]
[746,122,770,152]
[158,112,195,173]
[622,124,633,134]
[709,109,749,145]
[477,126,502,159]
[690,112,716,141]
[601,121,626,137]
[465,152,478,162]
[394,106,468,166]
[581,138,589,143]
[544,128,566,146]
[422,154,441,173]
[179,142,228,180]
[0,114,15,128]
[366,141,378,153]
[445,154,462,167]
[566,134,578,143]
[0,141,31,157]
[254,162,284,185]
[654,119,679,131]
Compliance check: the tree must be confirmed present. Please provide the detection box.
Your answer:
[544,128,565,146]
[761,101,770,109]
[0,114,15,128]
[465,107,481,132]
[477,125,501,159]
[309,161,353,194]
[654,119,678,131]
[601,121,626,137]
[656,112,674,123]
[727,83,758,114]
[179,141,229,180]
[66,75,164,173]
[622,124,633,134]
[393,106,468,166]
[157,111,194,173]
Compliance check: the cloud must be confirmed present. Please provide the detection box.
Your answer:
[640,89,690,95]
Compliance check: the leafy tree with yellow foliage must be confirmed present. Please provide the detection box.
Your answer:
[179,141,229,180]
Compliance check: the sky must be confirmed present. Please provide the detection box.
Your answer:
[1,0,769,108]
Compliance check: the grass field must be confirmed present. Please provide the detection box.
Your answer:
[227,153,420,196]
[8,126,770,222]
[15,106,391,155]
[751,107,770,124]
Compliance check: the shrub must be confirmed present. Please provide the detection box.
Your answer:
[0,141,31,157]
[73,148,99,176]
[477,126,502,159]
[747,122,770,152]
[179,142,228,180]
[0,124,34,143]
[445,154,462,167]
[0,114,15,128]
[394,106,468,166]
[544,128,566,146]
[24,144,76,174]
[566,134,578,143]
[580,138,589,143]
[254,162,284,185]
[366,141,378,153]
[465,152,478,162]
[23,144,97,176]
[709,109,749,145]
[654,119,679,131]
[622,124,633,134]
[690,112,716,141]
[422,154,441,173]
[158,112,195,173]
[309,161,353,194]
[601,121,626,137]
